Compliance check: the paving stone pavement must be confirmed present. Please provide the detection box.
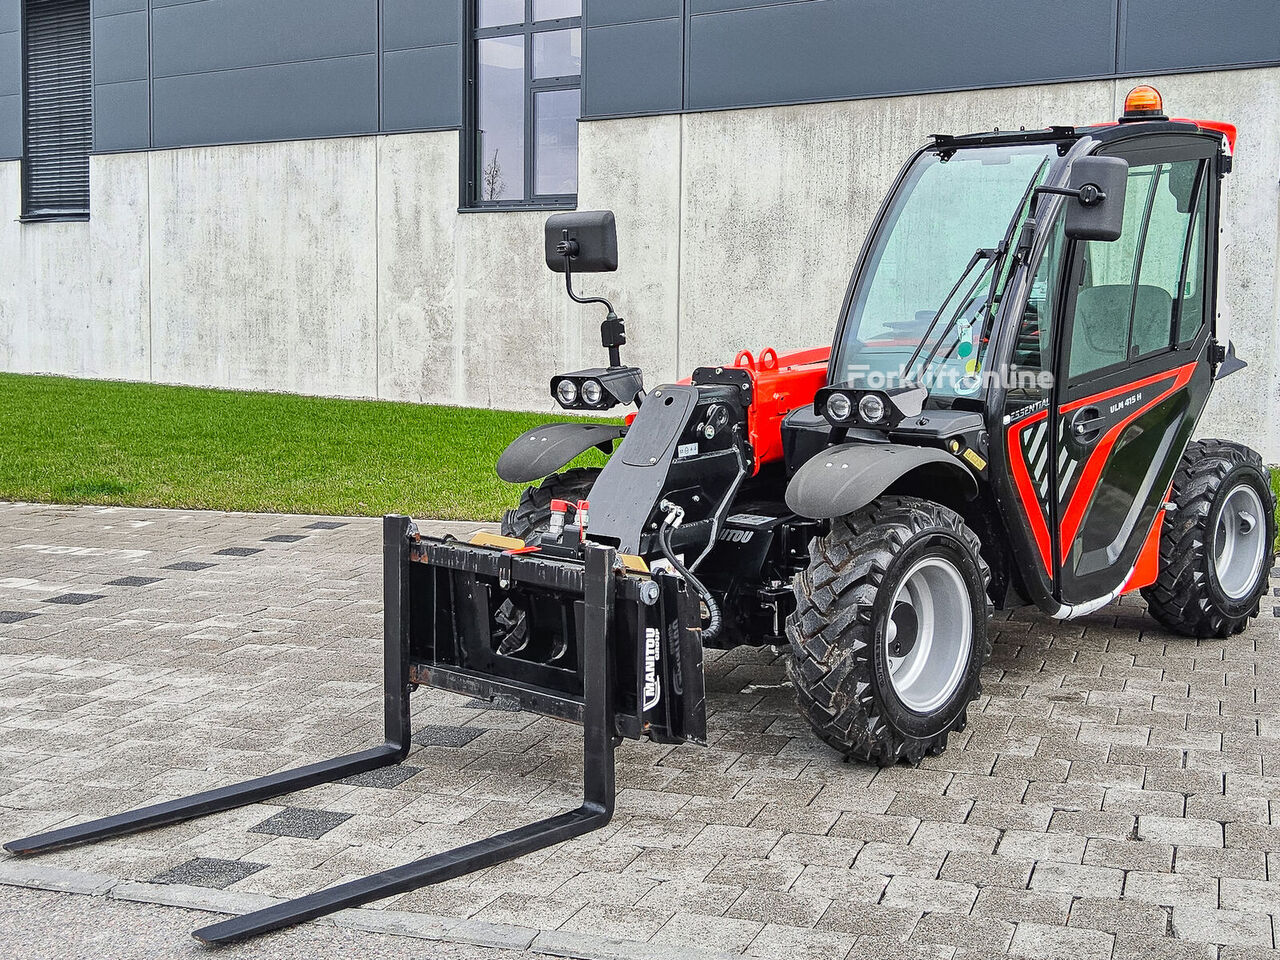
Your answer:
[1,501,1278,959]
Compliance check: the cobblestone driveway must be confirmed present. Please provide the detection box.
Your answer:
[1,502,1278,959]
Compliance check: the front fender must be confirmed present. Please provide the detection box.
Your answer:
[496,422,626,484]
[785,443,978,520]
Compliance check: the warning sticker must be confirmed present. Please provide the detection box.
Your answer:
[726,513,775,527]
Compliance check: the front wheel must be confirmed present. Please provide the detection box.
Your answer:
[500,467,601,542]
[1142,439,1276,638]
[786,496,992,766]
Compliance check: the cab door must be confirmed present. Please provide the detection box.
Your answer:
[1049,135,1219,607]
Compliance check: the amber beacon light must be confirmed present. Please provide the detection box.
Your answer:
[1121,84,1167,121]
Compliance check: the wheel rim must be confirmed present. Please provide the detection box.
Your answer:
[1213,482,1267,601]
[884,556,973,713]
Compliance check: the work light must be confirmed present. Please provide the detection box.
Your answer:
[556,379,579,406]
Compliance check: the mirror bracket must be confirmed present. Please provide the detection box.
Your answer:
[562,238,626,369]
[1035,183,1107,207]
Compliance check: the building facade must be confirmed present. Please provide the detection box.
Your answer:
[1,1,1278,459]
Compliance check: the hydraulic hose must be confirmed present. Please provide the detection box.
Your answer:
[657,512,723,643]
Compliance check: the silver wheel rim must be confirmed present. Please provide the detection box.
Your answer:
[1214,483,1266,601]
[884,556,973,713]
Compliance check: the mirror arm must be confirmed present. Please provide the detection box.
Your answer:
[1034,183,1107,207]
[561,232,625,368]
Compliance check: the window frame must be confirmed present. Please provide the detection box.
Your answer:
[1060,138,1218,388]
[20,0,93,223]
[460,0,582,212]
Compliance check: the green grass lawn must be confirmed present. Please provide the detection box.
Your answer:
[0,373,1277,531]
[0,373,611,521]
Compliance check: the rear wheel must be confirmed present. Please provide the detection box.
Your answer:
[786,496,992,765]
[1142,439,1275,638]
[501,468,601,542]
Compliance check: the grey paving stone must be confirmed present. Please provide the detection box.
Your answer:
[1067,896,1169,936]
[43,593,104,605]
[1123,871,1220,908]
[339,764,422,788]
[214,546,264,557]
[304,521,348,530]
[263,534,308,543]
[651,911,764,953]
[744,923,856,960]
[107,576,163,587]
[163,560,216,571]
[815,901,920,939]
[882,876,979,914]
[149,857,266,890]
[413,724,486,747]
[972,887,1074,925]
[911,911,1015,953]
[0,610,37,623]
[1171,906,1274,947]
[1111,934,1215,960]
[249,806,353,839]
[939,851,1034,888]
[1009,921,1114,960]
[726,888,829,927]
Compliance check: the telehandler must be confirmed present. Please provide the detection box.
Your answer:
[8,85,1274,943]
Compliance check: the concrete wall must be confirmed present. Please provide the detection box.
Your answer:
[0,66,1277,461]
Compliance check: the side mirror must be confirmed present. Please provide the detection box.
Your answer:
[1063,156,1129,242]
[545,210,618,273]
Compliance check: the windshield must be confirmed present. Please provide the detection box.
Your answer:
[835,143,1058,401]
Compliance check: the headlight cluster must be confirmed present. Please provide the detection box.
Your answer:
[550,366,645,412]
[554,375,610,410]
[820,388,892,427]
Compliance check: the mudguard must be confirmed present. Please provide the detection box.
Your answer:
[785,442,978,520]
[496,422,626,484]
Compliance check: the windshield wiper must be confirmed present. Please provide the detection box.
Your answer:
[902,246,999,382]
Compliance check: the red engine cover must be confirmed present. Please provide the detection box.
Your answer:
[729,346,830,474]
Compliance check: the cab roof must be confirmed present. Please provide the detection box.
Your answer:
[931,118,1237,154]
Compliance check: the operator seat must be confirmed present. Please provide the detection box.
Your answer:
[1071,283,1174,372]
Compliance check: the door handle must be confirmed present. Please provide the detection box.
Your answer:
[1069,406,1105,445]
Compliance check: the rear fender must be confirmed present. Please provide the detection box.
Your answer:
[496,422,626,484]
[785,443,978,520]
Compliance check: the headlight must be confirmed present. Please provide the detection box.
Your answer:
[581,379,604,407]
[858,393,887,423]
[555,379,578,406]
[826,392,853,422]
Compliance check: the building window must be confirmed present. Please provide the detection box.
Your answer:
[22,0,92,220]
[465,0,581,209]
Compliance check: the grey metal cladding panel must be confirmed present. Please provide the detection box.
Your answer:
[151,0,378,78]
[690,0,797,11]
[583,19,682,116]
[93,11,149,85]
[0,93,19,160]
[686,0,1118,111]
[381,44,461,130]
[94,79,151,152]
[0,30,18,97]
[151,55,379,147]
[1121,0,1280,72]
[383,0,460,52]
[0,0,16,34]
[94,0,147,15]
[587,0,682,26]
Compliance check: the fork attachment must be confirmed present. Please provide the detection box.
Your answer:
[5,516,707,944]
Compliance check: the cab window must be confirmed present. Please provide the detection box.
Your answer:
[1008,219,1066,406]
[1068,159,1207,379]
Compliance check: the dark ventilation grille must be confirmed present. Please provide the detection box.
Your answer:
[22,0,91,219]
